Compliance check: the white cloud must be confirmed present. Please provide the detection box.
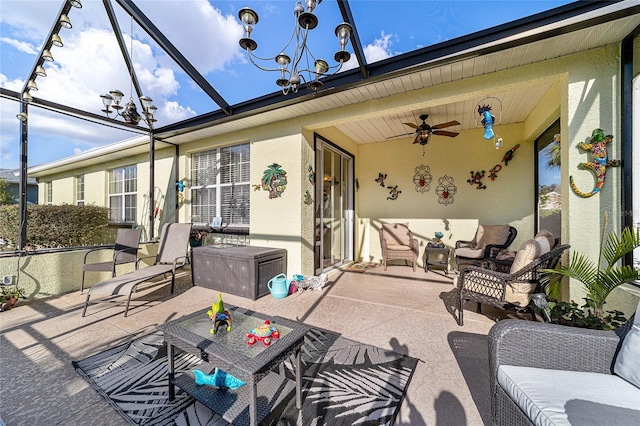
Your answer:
[341,31,396,71]
[162,101,197,122]
[0,37,38,55]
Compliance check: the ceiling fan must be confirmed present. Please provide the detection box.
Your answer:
[389,114,460,146]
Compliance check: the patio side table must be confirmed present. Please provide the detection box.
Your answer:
[423,245,450,274]
[158,305,310,426]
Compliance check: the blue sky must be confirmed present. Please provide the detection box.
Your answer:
[0,0,574,169]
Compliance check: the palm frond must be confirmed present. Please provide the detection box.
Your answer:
[602,227,640,266]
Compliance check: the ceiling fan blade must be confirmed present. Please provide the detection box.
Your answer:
[431,120,461,129]
[386,132,414,139]
[403,122,421,129]
[412,134,421,144]
[432,130,459,137]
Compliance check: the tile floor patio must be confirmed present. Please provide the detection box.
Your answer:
[0,262,525,426]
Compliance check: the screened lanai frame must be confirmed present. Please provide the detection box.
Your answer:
[1,0,638,268]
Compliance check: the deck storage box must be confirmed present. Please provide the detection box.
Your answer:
[192,246,287,300]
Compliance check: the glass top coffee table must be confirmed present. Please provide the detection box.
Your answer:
[158,305,310,426]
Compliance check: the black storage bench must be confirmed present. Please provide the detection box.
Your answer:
[192,245,287,300]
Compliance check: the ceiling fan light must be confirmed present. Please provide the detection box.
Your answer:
[35,65,47,77]
[51,34,63,47]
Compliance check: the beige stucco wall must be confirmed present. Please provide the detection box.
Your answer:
[22,43,639,315]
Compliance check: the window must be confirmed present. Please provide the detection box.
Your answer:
[109,165,137,223]
[45,181,52,205]
[535,119,561,238]
[191,144,250,226]
[76,175,84,206]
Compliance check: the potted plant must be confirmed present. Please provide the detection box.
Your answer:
[189,228,209,247]
[1,285,26,311]
[546,212,640,325]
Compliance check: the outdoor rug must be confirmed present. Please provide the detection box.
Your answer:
[73,328,419,426]
[347,262,379,273]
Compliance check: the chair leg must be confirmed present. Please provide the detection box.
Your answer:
[383,259,387,271]
[458,296,464,326]
[170,272,176,294]
[81,294,90,317]
[124,291,134,317]
[80,271,86,294]
[476,302,482,313]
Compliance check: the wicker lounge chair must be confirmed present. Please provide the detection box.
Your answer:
[80,227,142,294]
[82,223,191,317]
[379,223,419,271]
[456,243,569,326]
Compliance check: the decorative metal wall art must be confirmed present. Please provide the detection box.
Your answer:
[570,128,620,198]
[387,185,401,200]
[488,165,502,180]
[502,144,520,165]
[413,164,433,193]
[375,173,387,187]
[303,190,313,205]
[261,163,288,198]
[436,176,457,205]
[467,170,486,190]
[307,165,315,184]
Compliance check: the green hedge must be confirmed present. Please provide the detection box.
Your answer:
[0,204,112,248]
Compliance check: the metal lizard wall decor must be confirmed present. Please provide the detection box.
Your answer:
[570,128,620,198]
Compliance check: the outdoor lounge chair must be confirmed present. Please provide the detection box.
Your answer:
[80,227,142,294]
[82,223,191,317]
[454,224,517,270]
[379,223,419,272]
[455,241,569,326]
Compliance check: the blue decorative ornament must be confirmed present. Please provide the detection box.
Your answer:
[478,104,495,140]
[176,180,185,192]
[193,368,245,389]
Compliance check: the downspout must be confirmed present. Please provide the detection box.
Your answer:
[621,28,638,266]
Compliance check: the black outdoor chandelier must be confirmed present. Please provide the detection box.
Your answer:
[238,0,352,95]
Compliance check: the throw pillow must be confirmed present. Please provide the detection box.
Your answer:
[476,225,510,249]
[509,239,542,274]
[535,229,556,249]
[614,301,640,388]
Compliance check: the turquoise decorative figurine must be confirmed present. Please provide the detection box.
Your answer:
[193,368,245,389]
[207,293,232,334]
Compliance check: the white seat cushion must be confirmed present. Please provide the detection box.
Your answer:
[614,301,640,388]
[455,247,484,259]
[498,365,640,426]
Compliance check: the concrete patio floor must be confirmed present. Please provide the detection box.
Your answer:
[0,262,526,425]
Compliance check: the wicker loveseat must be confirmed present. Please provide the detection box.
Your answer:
[489,311,640,426]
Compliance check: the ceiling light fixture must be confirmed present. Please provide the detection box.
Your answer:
[238,0,352,95]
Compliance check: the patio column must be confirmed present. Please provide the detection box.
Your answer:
[18,101,28,250]
[149,132,155,240]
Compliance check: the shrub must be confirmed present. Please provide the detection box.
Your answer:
[0,204,111,248]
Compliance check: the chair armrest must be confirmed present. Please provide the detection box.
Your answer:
[136,255,157,269]
[113,247,139,264]
[483,243,509,259]
[455,239,474,249]
[410,238,419,254]
[83,246,115,264]
[488,320,621,395]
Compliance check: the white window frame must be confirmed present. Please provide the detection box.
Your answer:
[190,144,250,227]
[45,181,52,205]
[76,174,84,206]
[109,165,137,224]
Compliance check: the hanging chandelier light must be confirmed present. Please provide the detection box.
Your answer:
[238,0,352,95]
